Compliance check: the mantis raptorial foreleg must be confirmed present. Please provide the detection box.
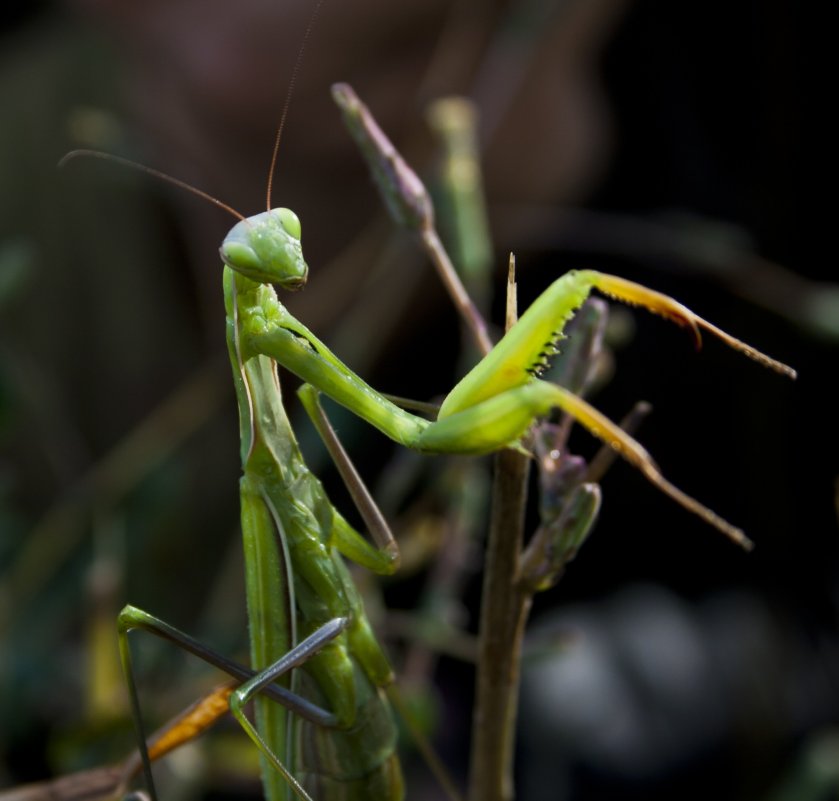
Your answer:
[235,258,794,549]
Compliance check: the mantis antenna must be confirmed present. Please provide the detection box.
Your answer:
[265,0,327,211]
[57,150,247,223]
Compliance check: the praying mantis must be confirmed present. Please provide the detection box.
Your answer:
[114,199,409,800]
[54,49,797,801]
[96,135,795,799]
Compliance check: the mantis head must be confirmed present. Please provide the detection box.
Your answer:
[220,208,309,289]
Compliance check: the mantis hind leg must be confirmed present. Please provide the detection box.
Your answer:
[117,605,347,801]
[228,619,350,801]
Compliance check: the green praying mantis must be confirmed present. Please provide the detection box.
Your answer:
[55,74,797,801]
[114,204,408,799]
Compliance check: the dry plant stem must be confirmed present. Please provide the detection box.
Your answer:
[330,83,493,356]
[468,447,532,801]
[421,225,493,355]
[467,254,528,801]
[0,766,126,801]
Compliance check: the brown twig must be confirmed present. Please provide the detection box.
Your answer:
[467,257,530,801]
[467,447,531,801]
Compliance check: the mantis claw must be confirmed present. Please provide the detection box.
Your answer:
[593,273,797,378]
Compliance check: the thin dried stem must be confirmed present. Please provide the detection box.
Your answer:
[467,266,529,801]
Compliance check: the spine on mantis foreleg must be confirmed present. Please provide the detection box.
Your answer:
[438,271,594,419]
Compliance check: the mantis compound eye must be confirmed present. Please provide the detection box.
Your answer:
[276,208,301,240]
